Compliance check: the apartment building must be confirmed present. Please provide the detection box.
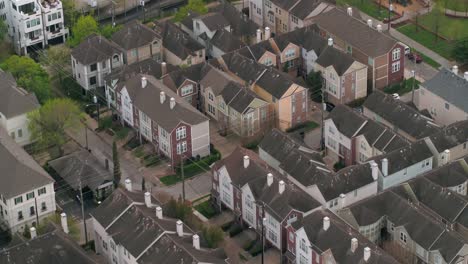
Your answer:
[0,69,39,146]
[0,0,68,55]
[0,127,56,232]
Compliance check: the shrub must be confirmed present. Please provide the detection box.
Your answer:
[194,200,218,219]
[202,226,224,248]
[98,116,113,130]
[243,239,256,251]
[221,221,234,231]
[143,154,160,167]
[249,241,263,256]
[228,223,243,237]
[133,146,145,158]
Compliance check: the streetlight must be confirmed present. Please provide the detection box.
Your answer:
[86,95,100,123]
[388,3,393,30]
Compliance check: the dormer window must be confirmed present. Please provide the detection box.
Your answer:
[112,55,120,64]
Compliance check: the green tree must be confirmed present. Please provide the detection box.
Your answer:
[62,0,80,28]
[174,0,207,22]
[68,15,99,47]
[1,55,51,103]
[0,19,7,41]
[306,71,323,103]
[452,40,468,65]
[166,196,192,221]
[202,226,224,248]
[28,98,83,154]
[100,24,122,39]
[113,140,121,187]
[39,45,71,84]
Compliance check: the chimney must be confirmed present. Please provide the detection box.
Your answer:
[339,193,346,208]
[125,178,132,191]
[161,62,167,76]
[30,227,37,239]
[323,216,330,231]
[364,247,371,262]
[144,192,151,208]
[243,155,250,168]
[371,162,378,180]
[347,7,352,16]
[328,37,333,46]
[382,158,388,177]
[193,234,200,250]
[256,29,262,43]
[160,91,166,104]
[170,97,176,109]
[351,238,358,253]
[156,206,163,219]
[176,220,184,237]
[442,149,450,165]
[464,71,468,81]
[452,65,459,75]
[61,213,69,234]
[376,24,382,32]
[141,76,147,88]
[267,173,273,186]
[367,19,372,27]
[279,180,285,194]
[265,27,271,40]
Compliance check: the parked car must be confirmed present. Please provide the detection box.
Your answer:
[407,52,423,63]
[392,93,400,100]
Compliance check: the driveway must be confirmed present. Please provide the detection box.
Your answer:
[152,172,212,202]
[404,57,438,82]
[209,121,243,158]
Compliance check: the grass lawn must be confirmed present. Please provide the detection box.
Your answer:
[397,24,455,59]
[194,200,218,219]
[418,52,441,68]
[440,0,468,12]
[336,0,396,20]
[383,77,421,95]
[416,9,468,40]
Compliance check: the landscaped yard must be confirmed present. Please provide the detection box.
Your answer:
[336,0,397,20]
[383,77,420,95]
[194,199,218,219]
[442,0,468,12]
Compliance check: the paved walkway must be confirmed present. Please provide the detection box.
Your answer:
[152,172,212,202]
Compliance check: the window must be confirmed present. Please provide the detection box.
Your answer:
[292,16,298,24]
[26,18,40,28]
[354,189,358,197]
[445,103,450,110]
[264,57,272,66]
[110,241,116,251]
[18,211,23,220]
[268,12,274,23]
[283,24,287,31]
[299,254,308,264]
[257,8,261,14]
[289,232,294,241]
[208,92,214,101]
[89,76,97,86]
[400,232,407,243]
[187,56,192,66]
[347,45,352,53]
[41,202,47,211]
[102,241,108,250]
[265,0,271,8]
[327,137,337,149]
[176,126,186,140]
[112,55,120,64]
[38,187,46,196]
[14,196,23,205]
[17,129,22,138]
[246,210,254,223]
[30,206,35,216]
[329,199,338,208]
[177,141,187,154]
[181,85,194,96]
[208,104,216,115]
[196,22,200,30]
[392,48,401,61]
[267,229,278,243]
[26,192,34,200]
[464,142,467,149]
[299,239,308,253]
[261,108,267,121]
[131,49,137,57]
[285,49,295,59]
[90,63,97,72]
[102,61,106,69]
[392,61,400,73]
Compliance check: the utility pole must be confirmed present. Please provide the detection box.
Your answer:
[388,1,393,31]
[411,70,416,103]
[79,178,88,244]
[261,215,266,264]
[320,83,325,151]
[181,156,185,201]
[34,197,40,226]
[111,0,116,27]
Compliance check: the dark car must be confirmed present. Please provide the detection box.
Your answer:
[407,52,423,63]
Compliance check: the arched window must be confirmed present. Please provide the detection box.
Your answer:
[112,54,120,64]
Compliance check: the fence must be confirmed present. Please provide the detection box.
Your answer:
[445,8,468,18]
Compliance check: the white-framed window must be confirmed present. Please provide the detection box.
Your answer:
[176,141,187,154]
[327,137,337,149]
[292,16,298,24]
[285,49,295,59]
[264,57,273,66]
[289,232,294,241]
[246,210,254,223]
[392,48,401,61]
[267,229,278,243]
[400,232,407,243]
[329,199,338,208]
[392,61,400,73]
[14,196,23,205]
[181,84,194,96]
[131,49,137,57]
[267,215,278,228]
[26,192,34,200]
[176,126,186,140]
[299,254,308,264]
[208,92,214,101]
[445,102,450,110]
[246,196,253,209]
[265,0,271,8]
[257,8,261,14]
[299,239,308,253]
[359,152,368,162]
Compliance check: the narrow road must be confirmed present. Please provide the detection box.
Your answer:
[152,172,212,202]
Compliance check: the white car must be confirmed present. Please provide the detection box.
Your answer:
[392,93,400,100]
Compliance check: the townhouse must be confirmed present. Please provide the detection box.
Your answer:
[339,174,468,264]
[71,34,124,92]
[425,120,468,167]
[423,158,468,196]
[324,105,408,166]
[416,67,468,126]
[314,8,404,89]
[111,20,162,65]
[0,0,68,55]
[92,184,228,264]
[363,90,441,142]
[369,140,435,191]
[0,69,40,146]
[216,52,308,131]
[211,147,321,253]
[154,21,206,66]
[0,127,56,232]
[315,40,368,105]
[286,209,399,264]
[248,0,334,34]
[116,74,210,166]
[104,59,177,108]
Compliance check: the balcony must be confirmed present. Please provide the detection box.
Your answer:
[40,0,62,10]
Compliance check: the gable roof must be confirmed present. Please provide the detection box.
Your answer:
[0,128,54,199]
[314,8,397,57]
[105,59,177,84]
[163,63,213,91]
[220,82,264,113]
[210,29,246,53]
[428,120,468,153]
[155,21,205,60]
[289,0,335,20]
[422,68,468,113]
[119,74,208,131]
[423,158,468,188]
[111,20,161,50]
[363,90,441,139]
[328,105,366,138]
[199,66,236,95]
[258,128,307,163]
[71,34,123,65]
[315,46,356,75]
[210,1,257,37]
[196,12,230,31]
[0,70,39,118]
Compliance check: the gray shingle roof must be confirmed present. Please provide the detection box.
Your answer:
[210,1,257,37]
[71,34,123,65]
[199,66,235,95]
[220,82,262,113]
[422,68,468,113]
[315,46,356,75]
[423,159,468,188]
[111,20,161,50]
[314,8,397,57]
[197,12,230,32]
[328,105,366,138]
[0,70,39,119]
[290,0,335,20]
[428,120,468,153]
[105,59,178,84]
[156,21,205,60]
[258,128,306,163]
[210,29,246,53]
[0,128,54,199]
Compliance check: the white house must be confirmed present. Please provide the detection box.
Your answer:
[0,127,56,232]
[0,70,39,146]
[0,0,67,55]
